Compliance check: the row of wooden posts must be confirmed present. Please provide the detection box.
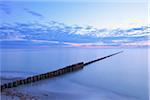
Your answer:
[0,51,123,92]
[1,62,84,92]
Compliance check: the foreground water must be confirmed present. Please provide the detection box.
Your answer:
[0,48,149,100]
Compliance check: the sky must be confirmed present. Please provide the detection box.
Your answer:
[0,1,148,29]
[0,0,149,48]
[0,0,148,3]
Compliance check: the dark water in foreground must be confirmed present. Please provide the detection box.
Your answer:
[0,48,149,100]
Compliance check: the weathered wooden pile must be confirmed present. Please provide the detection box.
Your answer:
[1,62,84,92]
[0,51,123,92]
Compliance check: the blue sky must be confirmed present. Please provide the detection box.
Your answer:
[0,0,147,3]
[0,1,148,28]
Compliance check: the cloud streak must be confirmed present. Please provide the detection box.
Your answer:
[24,8,44,18]
[0,3,11,14]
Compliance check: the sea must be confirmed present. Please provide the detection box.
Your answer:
[0,48,149,100]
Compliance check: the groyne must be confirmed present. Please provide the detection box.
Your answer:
[1,51,123,92]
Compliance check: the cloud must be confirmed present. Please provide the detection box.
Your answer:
[0,21,149,48]
[24,8,44,18]
[0,3,11,14]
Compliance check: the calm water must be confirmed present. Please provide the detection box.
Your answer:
[0,48,149,100]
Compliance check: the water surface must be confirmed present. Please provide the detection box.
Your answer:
[0,48,149,100]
